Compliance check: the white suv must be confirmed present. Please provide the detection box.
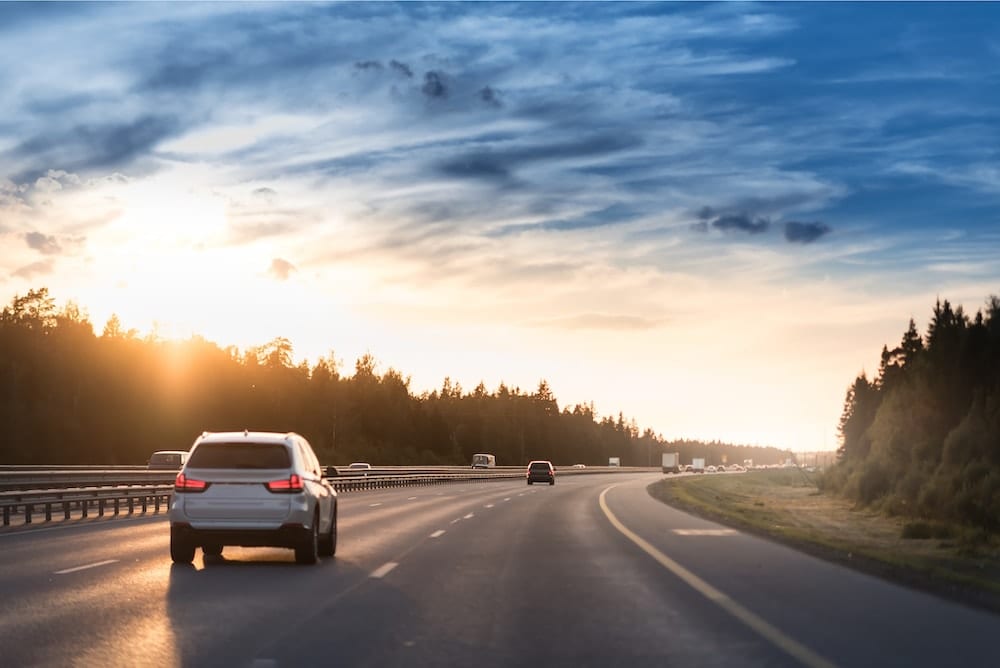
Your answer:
[169,431,337,565]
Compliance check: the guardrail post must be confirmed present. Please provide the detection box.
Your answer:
[3,505,9,526]
[98,499,105,517]
[64,501,70,520]
[114,498,120,516]
[142,496,148,513]
[25,504,32,524]
[128,497,134,515]
[45,502,52,522]
[82,500,89,518]
[154,495,161,513]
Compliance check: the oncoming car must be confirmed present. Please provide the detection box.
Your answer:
[169,431,337,565]
[526,460,555,485]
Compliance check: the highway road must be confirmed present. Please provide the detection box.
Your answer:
[0,472,997,667]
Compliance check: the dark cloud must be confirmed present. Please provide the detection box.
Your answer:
[784,221,832,243]
[693,206,770,235]
[267,258,296,281]
[12,259,55,279]
[479,86,502,108]
[354,60,383,71]
[713,213,770,234]
[13,115,180,179]
[253,187,277,197]
[422,71,447,98]
[25,232,62,255]
[390,60,413,78]
[437,133,643,184]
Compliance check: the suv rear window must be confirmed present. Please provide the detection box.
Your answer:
[187,443,291,469]
[529,462,551,471]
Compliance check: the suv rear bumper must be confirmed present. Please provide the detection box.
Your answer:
[171,522,310,548]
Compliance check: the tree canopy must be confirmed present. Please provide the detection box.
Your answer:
[0,288,789,469]
[828,295,1000,531]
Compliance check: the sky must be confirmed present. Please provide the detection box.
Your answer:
[2,2,999,452]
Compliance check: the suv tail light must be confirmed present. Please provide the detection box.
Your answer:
[266,473,304,493]
[175,473,209,493]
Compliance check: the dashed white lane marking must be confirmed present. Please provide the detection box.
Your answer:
[54,559,119,575]
[369,503,382,507]
[674,529,738,536]
[407,496,418,501]
[484,504,494,508]
[450,518,461,524]
[518,493,525,497]
[370,562,398,579]
[463,513,474,519]
[503,497,511,502]
[430,530,446,538]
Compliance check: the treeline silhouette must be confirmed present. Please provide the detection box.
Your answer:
[826,295,1000,531]
[0,288,790,468]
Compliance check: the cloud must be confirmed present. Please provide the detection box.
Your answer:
[354,60,383,71]
[33,169,81,193]
[25,232,62,255]
[12,259,55,279]
[529,313,665,331]
[252,187,277,197]
[268,258,296,281]
[479,86,502,108]
[437,133,643,184]
[390,59,413,78]
[494,202,640,235]
[14,115,180,178]
[784,221,831,244]
[421,71,447,98]
[711,212,770,235]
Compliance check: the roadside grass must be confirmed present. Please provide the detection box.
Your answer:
[647,469,1000,613]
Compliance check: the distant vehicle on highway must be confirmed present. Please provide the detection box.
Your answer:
[147,450,188,470]
[706,465,718,473]
[348,462,372,470]
[608,457,621,467]
[471,453,496,469]
[526,460,555,485]
[572,463,586,468]
[169,431,337,565]
[661,452,681,474]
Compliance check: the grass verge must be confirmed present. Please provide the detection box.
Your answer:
[648,469,1000,615]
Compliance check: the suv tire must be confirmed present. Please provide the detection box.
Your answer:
[295,513,319,565]
[318,508,337,557]
[170,526,195,564]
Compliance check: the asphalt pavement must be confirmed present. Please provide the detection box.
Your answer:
[0,473,997,667]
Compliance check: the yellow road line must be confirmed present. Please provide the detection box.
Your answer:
[599,485,838,668]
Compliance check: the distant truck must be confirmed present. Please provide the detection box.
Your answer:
[661,452,681,473]
[691,457,706,473]
[471,453,496,469]
[608,457,621,467]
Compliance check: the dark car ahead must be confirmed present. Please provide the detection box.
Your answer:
[526,460,555,485]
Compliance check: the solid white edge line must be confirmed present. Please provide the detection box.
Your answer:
[598,485,838,668]
[370,562,398,579]
[430,530,446,538]
[54,559,119,575]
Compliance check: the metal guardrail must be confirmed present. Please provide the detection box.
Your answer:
[0,466,655,528]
